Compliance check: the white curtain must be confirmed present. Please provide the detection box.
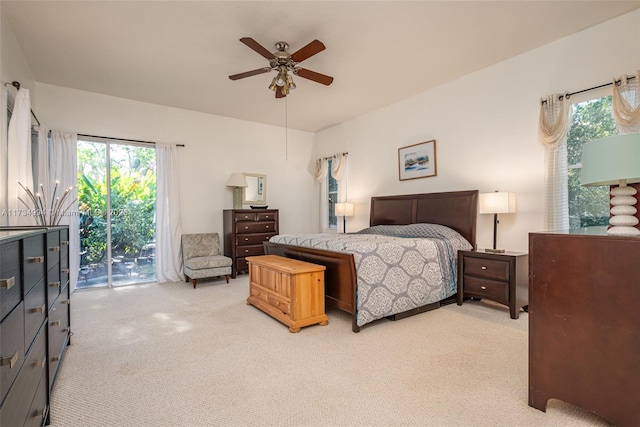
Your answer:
[612,70,640,133]
[314,157,329,232]
[7,87,34,225]
[155,142,183,283]
[49,131,79,292]
[539,93,572,231]
[331,153,349,233]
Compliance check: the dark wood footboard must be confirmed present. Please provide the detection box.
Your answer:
[263,241,360,332]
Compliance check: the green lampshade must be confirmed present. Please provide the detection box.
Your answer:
[581,133,640,187]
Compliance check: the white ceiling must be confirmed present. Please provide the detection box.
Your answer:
[3,1,639,133]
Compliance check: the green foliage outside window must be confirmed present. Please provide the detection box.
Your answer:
[78,141,156,264]
[567,96,618,229]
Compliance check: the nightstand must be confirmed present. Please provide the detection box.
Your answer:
[456,250,528,319]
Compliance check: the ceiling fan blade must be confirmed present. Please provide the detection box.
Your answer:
[240,37,275,60]
[290,40,326,63]
[275,86,286,98]
[296,68,334,86]
[229,68,270,80]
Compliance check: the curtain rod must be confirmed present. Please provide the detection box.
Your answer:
[322,152,348,160]
[4,81,41,126]
[541,75,637,105]
[77,133,185,147]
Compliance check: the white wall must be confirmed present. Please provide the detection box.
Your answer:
[33,83,318,238]
[314,9,640,252]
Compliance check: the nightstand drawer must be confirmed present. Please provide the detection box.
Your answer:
[463,257,509,281]
[463,276,508,304]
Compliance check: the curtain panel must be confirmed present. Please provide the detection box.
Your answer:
[539,93,572,231]
[612,70,640,133]
[7,87,34,226]
[314,157,329,232]
[49,131,80,292]
[155,143,184,283]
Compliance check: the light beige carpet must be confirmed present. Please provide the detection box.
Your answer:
[49,277,610,427]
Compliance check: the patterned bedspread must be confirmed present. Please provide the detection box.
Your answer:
[269,224,472,327]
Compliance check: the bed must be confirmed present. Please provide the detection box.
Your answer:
[264,190,478,332]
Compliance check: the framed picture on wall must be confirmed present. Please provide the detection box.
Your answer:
[398,140,437,181]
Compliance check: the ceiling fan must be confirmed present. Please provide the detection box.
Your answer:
[229,37,334,98]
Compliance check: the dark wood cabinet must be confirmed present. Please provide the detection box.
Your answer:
[529,229,640,427]
[223,209,279,278]
[0,226,71,427]
[457,250,528,319]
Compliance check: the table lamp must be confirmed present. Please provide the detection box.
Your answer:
[581,132,640,236]
[226,172,248,209]
[479,191,516,253]
[335,202,354,233]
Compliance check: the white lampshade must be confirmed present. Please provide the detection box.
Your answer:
[479,192,516,214]
[581,132,640,236]
[226,172,248,188]
[335,202,354,217]
[581,133,640,186]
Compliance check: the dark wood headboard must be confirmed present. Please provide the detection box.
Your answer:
[369,190,478,248]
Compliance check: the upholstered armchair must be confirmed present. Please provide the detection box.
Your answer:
[181,233,232,288]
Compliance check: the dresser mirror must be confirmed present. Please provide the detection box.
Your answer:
[243,173,267,205]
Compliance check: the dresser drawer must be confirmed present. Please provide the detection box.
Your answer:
[0,301,25,404]
[24,371,48,427]
[234,212,258,222]
[236,258,248,272]
[256,212,277,221]
[463,276,508,304]
[0,327,46,427]
[49,293,71,387]
[0,241,21,321]
[24,279,47,353]
[23,234,46,295]
[463,256,509,281]
[236,221,276,234]
[236,232,276,246]
[235,244,265,258]
[46,230,61,272]
[47,267,61,309]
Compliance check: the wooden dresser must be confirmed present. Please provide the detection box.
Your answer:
[529,228,639,427]
[246,255,328,333]
[0,226,71,427]
[223,209,279,278]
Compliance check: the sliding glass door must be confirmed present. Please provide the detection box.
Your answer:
[77,138,156,289]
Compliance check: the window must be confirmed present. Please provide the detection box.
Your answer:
[567,96,618,228]
[328,158,338,229]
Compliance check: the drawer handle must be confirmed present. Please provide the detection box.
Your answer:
[50,281,61,288]
[481,286,487,290]
[61,268,70,274]
[34,357,47,368]
[243,215,250,219]
[0,276,16,289]
[244,226,249,230]
[49,246,61,252]
[244,237,249,241]
[481,266,487,270]
[51,320,61,326]
[28,256,45,263]
[1,351,19,368]
[35,406,48,418]
[245,249,249,253]
[265,225,270,229]
[61,240,69,245]
[51,356,60,362]
[31,304,46,313]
